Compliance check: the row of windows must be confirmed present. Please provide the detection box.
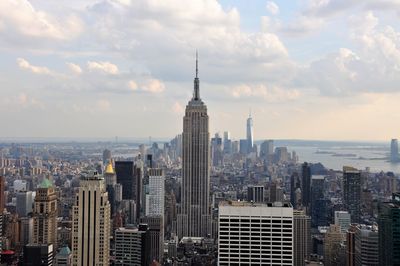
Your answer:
[219,245,292,250]
[219,230,292,234]
[220,218,292,222]
[220,233,292,239]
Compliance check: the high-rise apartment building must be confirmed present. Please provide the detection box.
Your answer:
[146,168,164,217]
[218,201,293,265]
[247,185,264,203]
[343,166,361,223]
[293,210,311,266]
[71,171,110,265]
[177,55,211,239]
[334,211,351,234]
[379,194,400,266]
[32,178,58,247]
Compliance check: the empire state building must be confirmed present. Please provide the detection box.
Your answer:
[177,54,211,238]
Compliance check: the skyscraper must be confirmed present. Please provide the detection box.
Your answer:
[260,140,274,160]
[218,201,293,265]
[378,194,400,266]
[311,176,328,227]
[390,139,399,162]
[246,112,254,153]
[293,210,311,266]
[72,171,110,265]
[301,162,311,211]
[146,168,165,217]
[343,166,361,223]
[115,161,134,200]
[354,224,379,266]
[140,216,164,264]
[177,54,211,239]
[32,178,58,247]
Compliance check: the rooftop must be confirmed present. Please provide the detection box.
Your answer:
[39,178,53,189]
[219,200,292,208]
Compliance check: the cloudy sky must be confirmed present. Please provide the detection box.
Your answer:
[1,0,400,141]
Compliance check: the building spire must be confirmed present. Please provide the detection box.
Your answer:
[196,50,198,78]
[193,51,200,100]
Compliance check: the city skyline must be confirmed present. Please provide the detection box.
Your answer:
[1,0,400,141]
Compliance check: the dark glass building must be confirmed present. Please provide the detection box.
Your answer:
[311,176,328,227]
[301,162,311,210]
[378,193,400,266]
[343,166,361,223]
[115,161,135,200]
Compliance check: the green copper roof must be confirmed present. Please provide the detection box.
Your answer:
[39,178,53,188]
[58,246,71,256]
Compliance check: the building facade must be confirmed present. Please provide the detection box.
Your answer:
[71,172,110,265]
[343,166,361,223]
[293,210,311,266]
[218,201,293,265]
[177,55,211,239]
[147,168,165,217]
[378,195,400,266]
[32,178,58,247]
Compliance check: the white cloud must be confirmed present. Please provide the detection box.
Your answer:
[1,92,45,110]
[171,101,184,114]
[17,58,51,75]
[0,0,83,41]
[96,99,111,110]
[66,62,82,74]
[230,84,300,102]
[266,1,279,15]
[280,16,324,37]
[87,61,119,75]
[141,79,165,94]
[128,80,138,91]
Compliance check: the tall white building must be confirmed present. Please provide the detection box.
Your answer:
[334,211,351,233]
[146,168,165,217]
[218,201,293,265]
[71,171,110,266]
